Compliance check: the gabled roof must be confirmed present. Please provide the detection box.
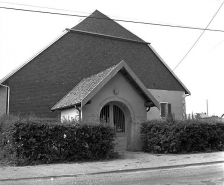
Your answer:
[0,10,190,96]
[73,10,144,42]
[0,31,68,84]
[148,44,191,95]
[51,61,159,111]
[51,65,116,111]
[0,10,144,84]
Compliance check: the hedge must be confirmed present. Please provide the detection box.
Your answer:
[0,116,117,166]
[141,119,224,154]
[0,115,19,164]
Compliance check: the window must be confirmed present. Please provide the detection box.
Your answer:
[160,102,172,118]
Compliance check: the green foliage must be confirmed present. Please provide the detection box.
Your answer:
[0,116,116,166]
[0,115,20,164]
[141,119,224,154]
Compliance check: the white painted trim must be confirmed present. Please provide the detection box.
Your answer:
[121,61,160,108]
[0,31,68,84]
[53,60,159,110]
[147,44,191,95]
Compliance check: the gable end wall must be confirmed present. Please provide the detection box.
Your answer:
[6,33,186,117]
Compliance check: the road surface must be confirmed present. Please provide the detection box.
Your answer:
[1,163,224,185]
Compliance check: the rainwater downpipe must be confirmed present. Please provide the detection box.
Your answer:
[76,105,82,121]
[0,84,10,115]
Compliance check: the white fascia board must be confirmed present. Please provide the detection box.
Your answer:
[147,44,191,95]
[121,61,160,108]
[82,60,160,109]
[0,30,68,84]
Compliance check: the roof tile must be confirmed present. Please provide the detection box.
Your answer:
[51,64,116,110]
[73,10,144,42]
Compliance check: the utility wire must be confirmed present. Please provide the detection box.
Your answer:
[0,1,150,22]
[173,0,224,71]
[0,1,90,14]
[1,6,224,33]
[202,37,224,57]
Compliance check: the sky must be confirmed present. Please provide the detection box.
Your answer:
[0,0,224,117]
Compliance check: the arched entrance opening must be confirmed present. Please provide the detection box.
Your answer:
[100,101,132,151]
[100,103,125,134]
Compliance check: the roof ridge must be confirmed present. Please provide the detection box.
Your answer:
[82,64,117,80]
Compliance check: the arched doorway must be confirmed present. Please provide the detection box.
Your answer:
[100,103,125,133]
[100,102,128,151]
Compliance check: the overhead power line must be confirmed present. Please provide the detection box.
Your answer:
[173,0,224,71]
[0,1,90,14]
[0,1,142,21]
[207,38,224,54]
[1,6,224,33]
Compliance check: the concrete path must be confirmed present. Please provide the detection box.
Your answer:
[0,151,224,181]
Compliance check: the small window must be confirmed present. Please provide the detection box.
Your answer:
[160,102,167,118]
[160,102,172,118]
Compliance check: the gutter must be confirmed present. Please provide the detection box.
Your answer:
[0,84,10,115]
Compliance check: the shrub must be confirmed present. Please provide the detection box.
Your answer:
[141,119,224,154]
[0,115,20,164]
[1,116,117,166]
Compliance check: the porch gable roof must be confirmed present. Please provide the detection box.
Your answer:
[51,60,159,111]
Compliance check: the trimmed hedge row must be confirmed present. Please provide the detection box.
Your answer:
[141,119,224,154]
[0,116,117,166]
